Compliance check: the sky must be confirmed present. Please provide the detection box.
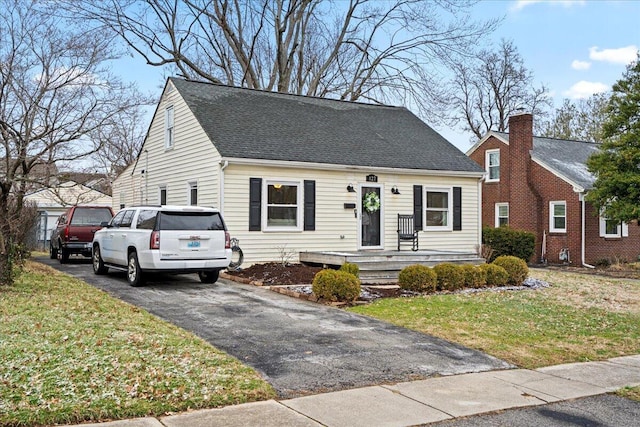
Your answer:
[112,0,640,152]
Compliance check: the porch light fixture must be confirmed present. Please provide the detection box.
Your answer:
[391,186,400,195]
[346,184,356,193]
[273,183,282,189]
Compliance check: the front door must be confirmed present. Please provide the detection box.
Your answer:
[359,185,383,249]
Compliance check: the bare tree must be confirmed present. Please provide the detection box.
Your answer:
[0,1,144,285]
[57,0,499,113]
[448,39,551,140]
[539,93,610,142]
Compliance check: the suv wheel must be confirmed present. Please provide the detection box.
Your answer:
[49,243,58,259]
[92,245,108,275]
[198,270,220,284]
[127,251,145,287]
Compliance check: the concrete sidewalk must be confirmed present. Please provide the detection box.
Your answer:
[76,355,640,427]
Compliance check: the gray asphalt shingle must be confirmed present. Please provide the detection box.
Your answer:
[170,78,483,173]
[494,131,600,190]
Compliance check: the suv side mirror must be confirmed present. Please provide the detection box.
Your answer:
[100,221,111,228]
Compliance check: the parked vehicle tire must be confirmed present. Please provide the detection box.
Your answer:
[198,270,219,284]
[92,245,108,275]
[58,242,69,264]
[127,251,145,287]
[49,243,57,259]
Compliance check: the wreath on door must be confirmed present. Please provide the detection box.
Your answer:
[363,191,380,213]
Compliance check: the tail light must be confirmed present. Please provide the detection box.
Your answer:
[225,231,231,249]
[150,231,160,249]
[64,226,70,241]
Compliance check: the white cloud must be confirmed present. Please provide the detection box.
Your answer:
[571,60,591,70]
[511,0,585,12]
[563,81,610,99]
[589,45,639,65]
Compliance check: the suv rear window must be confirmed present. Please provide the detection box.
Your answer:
[70,207,113,226]
[158,212,225,231]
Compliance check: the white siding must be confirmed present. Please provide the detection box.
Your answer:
[223,164,481,266]
[111,163,141,210]
[126,81,222,209]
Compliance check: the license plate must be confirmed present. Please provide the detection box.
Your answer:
[187,241,201,248]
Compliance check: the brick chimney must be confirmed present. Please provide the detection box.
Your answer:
[508,112,539,234]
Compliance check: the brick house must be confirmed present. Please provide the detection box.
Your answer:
[467,113,640,266]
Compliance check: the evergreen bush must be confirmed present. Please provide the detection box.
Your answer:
[312,269,361,302]
[482,226,535,262]
[398,264,437,293]
[339,262,360,278]
[433,263,465,291]
[460,264,487,288]
[492,255,529,285]
[479,263,509,287]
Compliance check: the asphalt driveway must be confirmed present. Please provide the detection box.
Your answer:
[39,256,511,398]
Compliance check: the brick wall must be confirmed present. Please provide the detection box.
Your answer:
[469,113,640,265]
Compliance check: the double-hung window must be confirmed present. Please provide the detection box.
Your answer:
[549,201,566,233]
[165,106,174,149]
[485,149,500,182]
[425,187,452,231]
[263,180,302,231]
[495,203,509,227]
[599,212,628,238]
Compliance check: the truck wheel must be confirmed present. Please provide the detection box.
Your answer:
[92,245,108,275]
[49,243,58,259]
[58,243,69,264]
[198,270,219,284]
[127,251,145,287]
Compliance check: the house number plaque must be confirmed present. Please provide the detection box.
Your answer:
[366,174,378,182]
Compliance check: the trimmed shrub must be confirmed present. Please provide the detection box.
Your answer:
[482,226,535,263]
[492,255,529,286]
[479,264,509,287]
[460,264,487,288]
[433,263,465,291]
[398,264,437,293]
[339,262,360,278]
[312,269,361,302]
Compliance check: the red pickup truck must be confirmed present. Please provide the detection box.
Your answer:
[50,206,114,263]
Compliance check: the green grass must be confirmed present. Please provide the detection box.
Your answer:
[349,269,640,369]
[617,386,640,401]
[0,261,275,427]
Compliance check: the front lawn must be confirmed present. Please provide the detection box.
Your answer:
[349,268,640,369]
[0,261,275,427]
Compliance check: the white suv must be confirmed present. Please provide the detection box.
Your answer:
[92,205,231,286]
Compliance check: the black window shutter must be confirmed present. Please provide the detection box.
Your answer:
[453,186,462,231]
[249,178,262,231]
[413,185,423,230]
[304,180,316,231]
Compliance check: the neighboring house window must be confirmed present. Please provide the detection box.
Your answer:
[495,203,509,227]
[188,182,197,206]
[263,180,303,231]
[549,201,566,233]
[485,149,500,182]
[119,192,125,210]
[159,186,167,205]
[599,214,629,238]
[425,187,452,231]
[165,106,174,149]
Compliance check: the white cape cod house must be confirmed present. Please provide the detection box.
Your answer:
[113,78,485,271]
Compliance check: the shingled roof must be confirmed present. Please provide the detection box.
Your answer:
[169,78,483,174]
[493,131,600,190]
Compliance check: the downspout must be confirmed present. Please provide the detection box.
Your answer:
[478,177,483,256]
[219,160,229,213]
[580,193,595,268]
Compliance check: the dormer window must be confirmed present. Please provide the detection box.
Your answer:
[485,149,500,182]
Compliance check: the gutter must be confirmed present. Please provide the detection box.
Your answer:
[580,193,595,268]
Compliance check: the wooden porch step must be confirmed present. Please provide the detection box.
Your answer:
[300,250,485,284]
